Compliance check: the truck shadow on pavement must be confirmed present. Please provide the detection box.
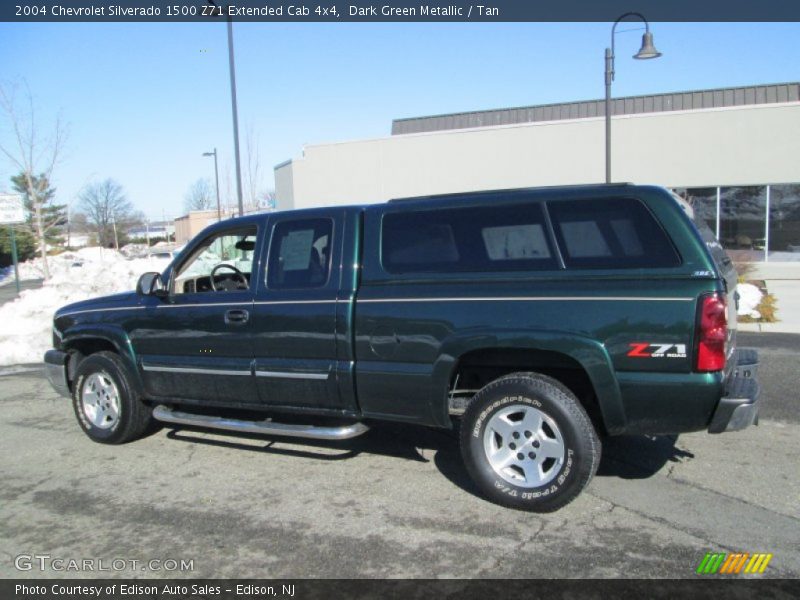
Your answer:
[595,434,695,479]
[164,421,695,499]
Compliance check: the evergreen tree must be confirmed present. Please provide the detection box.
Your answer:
[10,172,67,248]
[0,226,36,268]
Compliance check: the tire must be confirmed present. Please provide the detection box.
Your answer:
[460,372,601,512]
[71,351,152,444]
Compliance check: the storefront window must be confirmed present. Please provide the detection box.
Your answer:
[682,187,718,236]
[719,186,766,261]
[670,184,800,262]
[769,184,800,258]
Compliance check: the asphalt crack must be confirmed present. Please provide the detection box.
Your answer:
[473,519,546,578]
[664,474,799,521]
[585,491,796,578]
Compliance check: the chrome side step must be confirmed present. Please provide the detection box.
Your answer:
[152,405,370,441]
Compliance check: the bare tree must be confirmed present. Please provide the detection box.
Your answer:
[184,178,215,212]
[78,179,135,248]
[0,81,66,279]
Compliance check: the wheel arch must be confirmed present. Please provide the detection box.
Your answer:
[61,325,143,395]
[433,329,626,434]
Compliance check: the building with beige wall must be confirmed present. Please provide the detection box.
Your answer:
[274,82,800,261]
[174,210,223,245]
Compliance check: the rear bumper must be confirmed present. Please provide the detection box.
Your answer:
[43,349,71,398]
[708,348,760,433]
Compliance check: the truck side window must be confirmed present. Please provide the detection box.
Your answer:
[172,227,257,294]
[381,203,557,274]
[267,218,333,289]
[547,197,681,269]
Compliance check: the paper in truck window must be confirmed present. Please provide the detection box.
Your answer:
[279,229,314,271]
[482,224,551,260]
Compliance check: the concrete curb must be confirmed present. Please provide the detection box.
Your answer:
[738,322,800,334]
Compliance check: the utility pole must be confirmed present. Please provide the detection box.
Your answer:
[9,226,20,294]
[112,216,119,251]
[66,200,71,248]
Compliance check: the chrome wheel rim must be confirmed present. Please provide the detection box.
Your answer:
[81,372,121,430]
[483,404,566,488]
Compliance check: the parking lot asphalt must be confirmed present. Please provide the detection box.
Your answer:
[0,332,797,579]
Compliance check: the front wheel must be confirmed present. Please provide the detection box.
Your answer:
[460,372,601,512]
[72,351,152,444]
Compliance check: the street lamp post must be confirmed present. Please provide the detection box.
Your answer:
[226,18,244,217]
[605,13,662,184]
[204,1,244,217]
[202,148,222,221]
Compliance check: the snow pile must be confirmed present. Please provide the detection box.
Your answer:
[120,243,149,259]
[0,247,170,366]
[736,283,763,319]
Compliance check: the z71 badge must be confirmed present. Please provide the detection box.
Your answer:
[628,343,687,358]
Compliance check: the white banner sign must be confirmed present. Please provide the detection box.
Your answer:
[0,194,25,224]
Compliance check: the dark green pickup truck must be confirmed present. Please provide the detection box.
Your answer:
[44,184,759,511]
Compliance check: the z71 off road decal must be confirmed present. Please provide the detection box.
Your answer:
[628,343,687,358]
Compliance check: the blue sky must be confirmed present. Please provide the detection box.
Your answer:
[1,22,799,221]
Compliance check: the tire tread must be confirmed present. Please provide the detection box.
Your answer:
[459,371,601,512]
[73,351,151,444]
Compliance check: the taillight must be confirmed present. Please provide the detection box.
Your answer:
[695,293,727,372]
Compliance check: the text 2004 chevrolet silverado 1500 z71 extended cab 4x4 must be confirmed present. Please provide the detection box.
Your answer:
[44,184,759,511]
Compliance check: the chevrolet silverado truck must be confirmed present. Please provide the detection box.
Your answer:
[44,184,760,511]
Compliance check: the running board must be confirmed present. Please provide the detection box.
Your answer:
[152,405,370,441]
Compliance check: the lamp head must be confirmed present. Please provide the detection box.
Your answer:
[634,31,662,59]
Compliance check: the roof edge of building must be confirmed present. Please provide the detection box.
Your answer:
[391,81,800,135]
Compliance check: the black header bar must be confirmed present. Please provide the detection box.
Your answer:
[3,579,799,600]
[4,0,800,22]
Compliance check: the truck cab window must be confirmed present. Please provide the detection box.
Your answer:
[173,227,257,294]
[267,218,333,289]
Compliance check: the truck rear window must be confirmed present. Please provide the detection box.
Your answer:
[547,197,681,269]
[381,204,558,274]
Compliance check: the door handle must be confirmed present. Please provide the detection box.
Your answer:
[224,309,249,325]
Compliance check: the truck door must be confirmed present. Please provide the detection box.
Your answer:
[132,223,261,405]
[250,210,352,411]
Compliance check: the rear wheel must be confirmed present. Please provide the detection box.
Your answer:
[72,351,152,444]
[460,372,601,512]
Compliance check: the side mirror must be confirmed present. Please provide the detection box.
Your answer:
[136,272,168,298]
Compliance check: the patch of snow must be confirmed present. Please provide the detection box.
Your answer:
[67,234,90,248]
[736,283,763,319]
[0,248,170,366]
[120,243,149,259]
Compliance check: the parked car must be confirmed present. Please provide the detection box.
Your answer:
[44,184,759,511]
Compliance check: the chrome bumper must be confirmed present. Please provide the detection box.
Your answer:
[43,349,71,398]
[708,348,760,434]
